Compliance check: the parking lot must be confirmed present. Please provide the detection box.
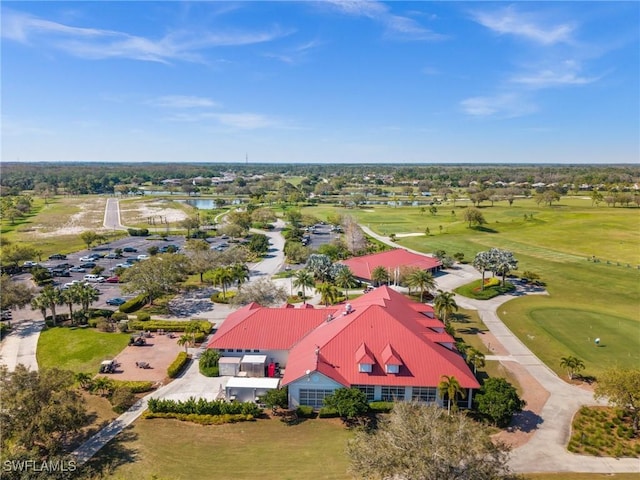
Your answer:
[20,235,188,310]
[302,223,341,249]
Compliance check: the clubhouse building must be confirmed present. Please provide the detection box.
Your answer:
[339,249,442,284]
[207,286,479,409]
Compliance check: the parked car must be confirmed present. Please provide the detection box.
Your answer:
[123,247,138,253]
[1,310,12,321]
[105,276,120,283]
[99,359,117,373]
[51,269,71,277]
[83,274,105,283]
[106,297,126,306]
[137,254,149,261]
[79,262,96,269]
[88,253,104,260]
[79,256,94,262]
[105,253,121,259]
[113,263,132,270]
[62,280,83,289]
[69,266,86,272]
[48,253,67,260]
[22,261,39,268]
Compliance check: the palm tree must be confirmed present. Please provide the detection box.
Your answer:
[466,347,485,375]
[177,334,192,353]
[433,289,459,325]
[438,375,466,415]
[37,285,63,326]
[560,356,585,380]
[77,283,100,314]
[371,266,389,287]
[292,269,315,303]
[230,263,250,291]
[316,282,340,306]
[211,266,233,297]
[406,269,435,302]
[75,372,93,390]
[30,295,48,322]
[62,286,82,323]
[334,267,356,300]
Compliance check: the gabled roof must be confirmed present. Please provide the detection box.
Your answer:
[355,343,375,364]
[207,303,339,351]
[381,344,402,366]
[339,249,442,281]
[282,286,479,389]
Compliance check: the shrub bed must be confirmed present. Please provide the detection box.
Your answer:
[369,401,394,413]
[318,407,340,418]
[110,380,155,394]
[568,406,640,457]
[147,397,262,416]
[143,411,255,425]
[167,352,190,378]
[137,312,151,322]
[210,291,236,304]
[296,405,315,418]
[128,319,212,333]
[119,294,147,313]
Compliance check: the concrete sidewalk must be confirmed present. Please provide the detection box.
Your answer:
[0,319,43,371]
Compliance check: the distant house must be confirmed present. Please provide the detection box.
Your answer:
[339,249,442,284]
[207,286,479,409]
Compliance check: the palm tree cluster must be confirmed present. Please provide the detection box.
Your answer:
[472,248,518,288]
[560,355,585,380]
[291,263,358,306]
[209,263,250,297]
[433,289,458,324]
[31,283,99,326]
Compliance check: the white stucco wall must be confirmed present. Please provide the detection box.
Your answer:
[287,372,344,408]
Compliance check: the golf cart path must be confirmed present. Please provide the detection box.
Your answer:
[360,224,640,474]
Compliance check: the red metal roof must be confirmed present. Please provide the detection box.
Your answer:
[207,303,339,351]
[282,286,479,389]
[340,249,442,281]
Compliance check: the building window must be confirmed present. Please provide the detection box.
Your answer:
[381,386,405,401]
[385,364,400,374]
[236,349,243,353]
[412,387,437,403]
[358,363,372,373]
[245,349,252,352]
[353,385,375,402]
[299,389,334,409]
[253,349,260,353]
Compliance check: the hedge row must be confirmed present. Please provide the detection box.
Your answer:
[110,380,155,394]
[369,401,394,413]
[318,407,339,418]
[200,365,219,377]
[119,295,147,314]
[167,352,190,378]
[147,396,262,416]
[296,405,315,418]
[128,320,212,333]
[143,411,255,425]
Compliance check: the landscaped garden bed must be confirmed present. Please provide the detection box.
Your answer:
[568,406,640,458]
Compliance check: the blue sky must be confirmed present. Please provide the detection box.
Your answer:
[2,1,638,164]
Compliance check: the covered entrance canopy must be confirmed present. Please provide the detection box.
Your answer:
[225,377,281,403]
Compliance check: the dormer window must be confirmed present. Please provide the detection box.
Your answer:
[381,343,403,375]
[385,364,400,374]
[359,363,373,373]
[356,342,375,374]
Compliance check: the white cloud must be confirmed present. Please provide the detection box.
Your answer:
[163,111,282,130]
[511,60,601,88]
[1,9,290,64]
[148,95,219,109]
[265,38,323,65]
[324,0,444,40]
[460,93,537,118]
[470,6,575,45]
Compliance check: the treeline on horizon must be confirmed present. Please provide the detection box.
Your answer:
[1,162,639,196]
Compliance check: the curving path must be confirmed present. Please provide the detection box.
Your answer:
[0,319,43,372]
[359,225,640,474]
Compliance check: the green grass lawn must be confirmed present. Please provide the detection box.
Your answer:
[304,198,640,378]
[89,417,352,480]
[37,327,131,374]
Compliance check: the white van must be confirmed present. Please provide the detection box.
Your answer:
[84,274,105,283]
